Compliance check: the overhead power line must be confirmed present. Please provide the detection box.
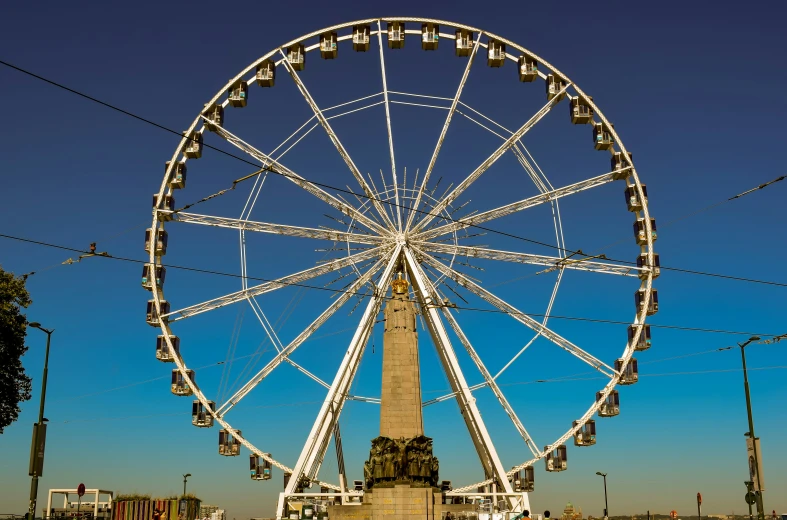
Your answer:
[2,59,785,288]
[0,232,780,338]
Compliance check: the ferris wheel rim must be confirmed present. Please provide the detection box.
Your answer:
[147,15,656,498]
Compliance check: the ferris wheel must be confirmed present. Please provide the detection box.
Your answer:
[144,17,658,518]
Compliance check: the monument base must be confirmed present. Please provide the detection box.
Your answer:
[327,485,469,520]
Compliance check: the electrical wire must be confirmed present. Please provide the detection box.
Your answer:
[2,59,785,288]
[3,231,780,337]
[2,232,779,337]
[52,363,787,423]
[422,339,784,394]
[58,400,324,424]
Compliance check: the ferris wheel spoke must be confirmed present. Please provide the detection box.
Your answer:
[286,246,402,496]
[216,256,388,417]
[164,247,385,322]
[417,242,640,277]
[417,249,618,378]
[375,20,402,232]
[405,32,483,232]
[165,211,385,245]
[404,248,515,497]
[410,83,571,233]
[415,167,626,241]
[423,274,540,458]
[279,50,396,232]
[204,118,388,236]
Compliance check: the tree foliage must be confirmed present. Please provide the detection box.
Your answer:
[0,266,33,433]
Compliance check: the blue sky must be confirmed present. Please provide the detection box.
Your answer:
[1,1,786,519]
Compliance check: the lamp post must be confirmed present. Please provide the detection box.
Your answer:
[596,472,608,519]
[27,322,54,520]
[183,474,191,497]
[739,336,764,520]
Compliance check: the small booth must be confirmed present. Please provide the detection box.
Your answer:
[352,25,370,52]
[487,40,506,67]
[455,29,474,56]
[256,60,275,87]
[184,131,203,159]
[47,489,114,520]
[192,400,215,427]
[146,299,169,327]
[228,81,248,108]
[596,389,620,417]
[545,444,567,472]
[628,323,652,351]
[145,228,167,256]
[615,358,639,385]
[511,466,534,492]
[572,419,596,446]
[250,454,273,480]
[635,287,659,315]
[320,32,338,59]
[518,55,538,82]
[155,335,179,363]
[204,104,224,131]
[633,217,657,245]
[387,22,405,49]
[593,122,614,150]
[546,74,567,101]
[219,429,242,456]
[165,161,187,189]
[142,264,165,291]
[611,151,633,179]
[287,43,306,71]
[570,96,593,124]
[421,23,439,50]
[636,252,660,279]
[171,369,195,396]
[152,194,175,221]
[624,184,647,212]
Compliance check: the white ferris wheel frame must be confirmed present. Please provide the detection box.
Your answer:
[147,16,656,517]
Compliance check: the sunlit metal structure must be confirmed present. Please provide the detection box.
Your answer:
[146,17,657,520]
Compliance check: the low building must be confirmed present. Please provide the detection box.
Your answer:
[562,501,583,520]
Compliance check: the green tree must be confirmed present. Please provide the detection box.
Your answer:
[0,266,33,433]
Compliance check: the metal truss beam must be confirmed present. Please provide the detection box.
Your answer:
[165,247,384,322]
[411,84,570,234]
[217,257,386,416]
[279,246,402,514]
[204,118,389,236]
[418,250,617,378]
[417,242,640,277]
[437,305,540,458]
[166,211,384,245]
[416,168,624,241]
[406,32,482,231]
[279,50,396,231]
[403,248,516,504]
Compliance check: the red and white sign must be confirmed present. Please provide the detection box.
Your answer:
[77,483,85,497]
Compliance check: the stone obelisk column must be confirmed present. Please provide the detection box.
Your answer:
[379,274,423,438]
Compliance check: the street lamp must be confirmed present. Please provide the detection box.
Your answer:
[27,322,54,520]
[183,474,192,496]
[596,472,609,519]
[738,336,765,520]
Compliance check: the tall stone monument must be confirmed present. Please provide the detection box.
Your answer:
[328,272,468,520]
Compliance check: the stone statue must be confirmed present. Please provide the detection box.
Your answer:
[382,451,394,480]
[364,434,438,488]
[430,456,439,487]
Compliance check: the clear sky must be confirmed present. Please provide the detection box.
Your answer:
[1,1,786,519]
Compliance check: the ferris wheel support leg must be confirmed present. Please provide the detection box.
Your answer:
[279,246,402,518]
[403,248,517,510]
